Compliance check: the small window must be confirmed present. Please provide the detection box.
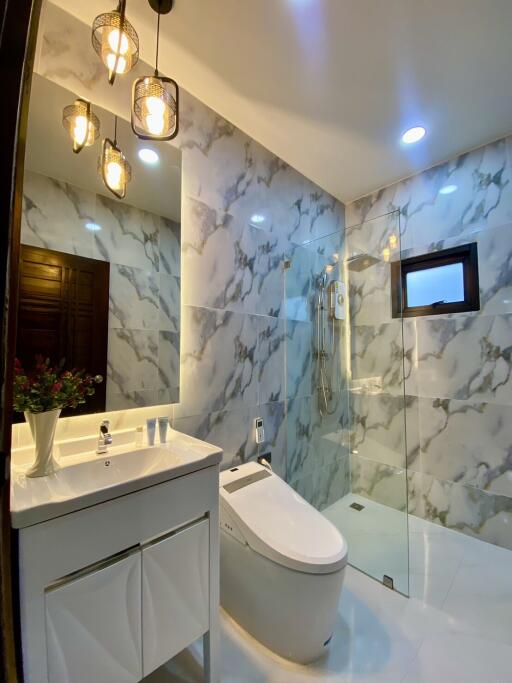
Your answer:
[391,243,480,318]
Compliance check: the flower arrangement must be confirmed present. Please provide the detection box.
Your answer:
[14,356,102,413]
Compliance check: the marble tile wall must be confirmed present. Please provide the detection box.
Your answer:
[21,170,181,411]
[14,3,347,484]
[346,135,512,550]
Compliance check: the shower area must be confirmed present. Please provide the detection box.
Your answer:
[284,210,410,595]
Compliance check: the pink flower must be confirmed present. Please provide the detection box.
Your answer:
[52,382,62,393]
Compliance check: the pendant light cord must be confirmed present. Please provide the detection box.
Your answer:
[114,115,118,145]
[154,6,161,76]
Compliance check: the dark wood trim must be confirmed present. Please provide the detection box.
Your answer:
[0,0,42,680]
[391,243,480,318]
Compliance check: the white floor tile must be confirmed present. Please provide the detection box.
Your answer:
[146,511,512,683]
[401,633,512,683]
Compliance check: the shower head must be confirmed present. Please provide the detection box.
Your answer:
[346,253,380,272]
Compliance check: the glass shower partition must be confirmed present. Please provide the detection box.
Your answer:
[284,211,410,596]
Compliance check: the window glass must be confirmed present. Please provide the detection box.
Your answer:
[406,262,464,308]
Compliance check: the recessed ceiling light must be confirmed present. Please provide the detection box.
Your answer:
[250,214,265,224]
[439,184,458,195]
[138,148,159,165]
[85,222,101,231]
[401,126,426,144]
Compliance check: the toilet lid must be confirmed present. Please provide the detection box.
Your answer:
[220,463,348,574]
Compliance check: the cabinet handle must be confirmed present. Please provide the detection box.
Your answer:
[141,514,208,550]
[46,544,140,592]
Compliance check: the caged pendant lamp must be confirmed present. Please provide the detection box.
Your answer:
[62,98,100,154]
[99,116,132,199]
[131,0,179,141]
[92,0,139,85]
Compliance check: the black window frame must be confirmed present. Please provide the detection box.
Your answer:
[391,243,480,318]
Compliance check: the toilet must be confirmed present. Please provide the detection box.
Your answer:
[219,462,348,664]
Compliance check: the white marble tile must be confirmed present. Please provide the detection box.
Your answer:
[401,220,512,319]
[416,313,512,404]
[182,197,284,317]
[350,455,408,512]
[107,329,159,394]
[348,259,394,326]
[158,331,180,401]
[287,396,314,481]
[178,306,259,415]
[346,136,512,250]
[172,404,259,470]
[350,393,419,471]
[284,244,316,322]
[256,401,287,478]
[418,396,512,497]
[93,195,160,272]
[159,218,181,278]
[109,264,159,330]
[258,316,286,404]
[408,470,512,550]
[351,320,418,396]
[105,387,160,412]
[286,320,313,400]
[159,275,181,333]
[314,454,351,510]
[21,170,95,257]
[346,210,402,260]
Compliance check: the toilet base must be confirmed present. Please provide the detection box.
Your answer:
[220,530,345,664]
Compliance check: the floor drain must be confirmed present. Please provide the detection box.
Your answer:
[349,502,365,511]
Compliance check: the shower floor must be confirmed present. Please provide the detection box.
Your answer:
[323,493,410,595]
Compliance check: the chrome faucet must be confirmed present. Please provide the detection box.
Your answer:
[96,420,112,454]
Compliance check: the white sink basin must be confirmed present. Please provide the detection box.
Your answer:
[11,430,222,528]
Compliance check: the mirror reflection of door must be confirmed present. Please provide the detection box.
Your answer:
[15,244,109,418]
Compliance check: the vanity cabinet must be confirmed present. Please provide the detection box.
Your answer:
[46,552,142,683]
[17,464,220,683]
[142,518,209,676]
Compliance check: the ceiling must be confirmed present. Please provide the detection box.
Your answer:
[26,74,182,221]
[52,0,512,203]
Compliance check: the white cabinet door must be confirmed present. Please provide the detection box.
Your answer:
[45,552,142,683]
[142,518,209,677]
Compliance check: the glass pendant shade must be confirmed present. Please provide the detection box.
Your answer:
[132,75,179,140]
[92,0,139,84]
[98,138,132,199]
[62,99,100,154]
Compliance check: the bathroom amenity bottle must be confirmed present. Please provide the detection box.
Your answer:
[158,416,169,444]
[146,418,156,446]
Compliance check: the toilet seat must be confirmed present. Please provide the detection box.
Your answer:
[220,463,348,574]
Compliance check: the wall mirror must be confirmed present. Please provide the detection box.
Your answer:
[17,73,182,418]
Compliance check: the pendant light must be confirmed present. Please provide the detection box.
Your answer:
[92,0,139,85]
[62,98,100,153]
[99,116,132,199]
[131,0,179,141]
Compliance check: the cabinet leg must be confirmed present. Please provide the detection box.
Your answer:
[203,629,220,683]
[205,495,220,682]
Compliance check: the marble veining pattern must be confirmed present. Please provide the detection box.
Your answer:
[21,171,181,410]
[34,3,347,510]
[347,135,512,550]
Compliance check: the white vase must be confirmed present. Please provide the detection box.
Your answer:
[24,408,61,477]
